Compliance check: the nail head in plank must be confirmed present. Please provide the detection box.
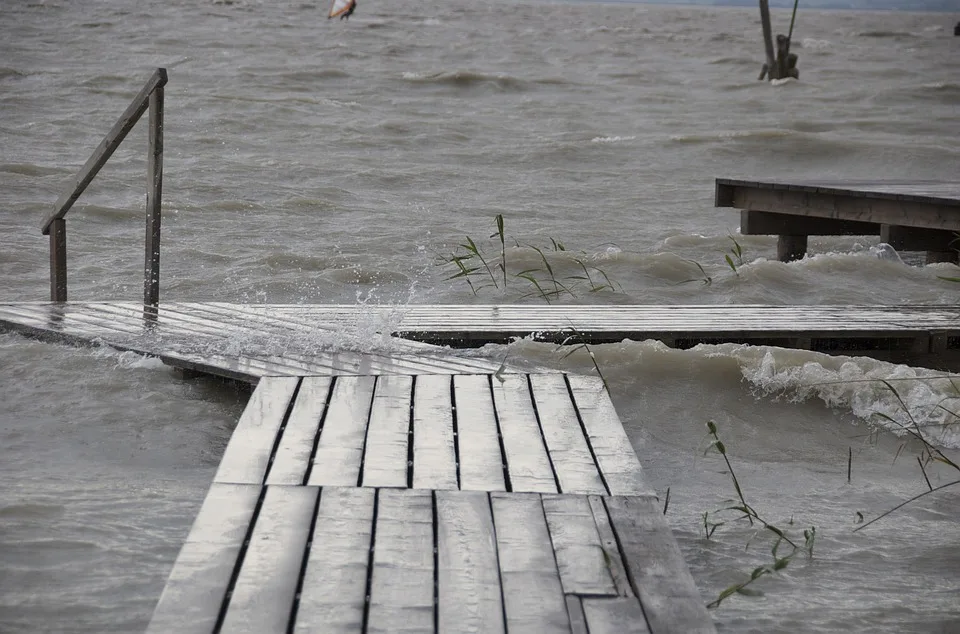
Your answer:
[492,375,558,493]
[220,485,319,634]
[436,490,505,634]
[413,375,459,490]
[361,375,415,488]
[147,483,261,634]
[214,377,300,484]
[367,489,435,634]
[582,598,652,634]
[566,375,653,496]
[542,494,617,596]
[307,376,377,487]
[293,487,374,634]
[267,377,332,485]
[530,375,606,494]
[604,496,716,634]
[453,375,506,492]
[490,492,570,633]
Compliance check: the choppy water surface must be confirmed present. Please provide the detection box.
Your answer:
[1,0,959,631]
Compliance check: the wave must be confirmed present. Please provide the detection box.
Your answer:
[857,30,914,38]
[400,70,529,92]
[0,163,68,177]
[668,128,795,145]
[0,67,26,80]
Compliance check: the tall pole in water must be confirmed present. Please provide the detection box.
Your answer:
[758,0,777,79]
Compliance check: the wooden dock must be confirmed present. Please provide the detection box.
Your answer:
[716,178,960,263]
[3,301,960,372]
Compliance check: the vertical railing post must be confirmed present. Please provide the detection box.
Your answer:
[758,0,777,80]
[143,70,165,307]
[49,219,67,301]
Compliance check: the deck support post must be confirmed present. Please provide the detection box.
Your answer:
[777,235,807,262]
[144,83,164,307]
[49,219,67,302]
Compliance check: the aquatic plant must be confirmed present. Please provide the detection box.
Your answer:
[437,214,621,303]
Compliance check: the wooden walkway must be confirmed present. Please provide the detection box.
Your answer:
[3,302,960,372]
[147,373,713,634]
[716,178,960,263]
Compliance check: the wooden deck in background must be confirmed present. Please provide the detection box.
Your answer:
[148,373,713,634]
[3,302,960,372]
[716,178,960,263]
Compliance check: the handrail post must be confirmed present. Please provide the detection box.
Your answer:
[49,219,67,301]
[144,82,164,307]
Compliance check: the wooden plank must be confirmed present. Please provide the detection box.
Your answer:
[214,376,300,484]
[267,376,332,485]
[490,492,570,633]
[294,487,375,634]
[147,483,260,634]
[582,598,651,634]
[436,490,504,634]
[49,219,67,302]
[452,375,506,492]
[367,489,435,634]
[565,595,589,634]
[361,375,414,488]
[143,84,163,307]
[413,375,458,490]
[566,375,653,496]
[220,486,318,634]
[603,496,715,634]
[587,496,634,597]
[42,69,168,234]
[307,376,376,487]
[542,494,616,596]
[530,374,606,494]
[492,375,557,493]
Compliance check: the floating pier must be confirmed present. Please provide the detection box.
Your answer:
[716,178,960,264]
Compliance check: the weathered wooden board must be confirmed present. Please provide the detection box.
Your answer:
[492,375,558,493]
[582,598,651,634]
[308,376,376,487]
[267,376,332,485]
[366,489,435,634]
[412,375,459,490]
[294,487,375,634]
[541,494,617,596]
[452,375,506,492]
[360,375,414,488]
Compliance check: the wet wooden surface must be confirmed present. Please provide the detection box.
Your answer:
[212,372,653,497]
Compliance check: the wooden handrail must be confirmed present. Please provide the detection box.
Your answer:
[42,68,167,305]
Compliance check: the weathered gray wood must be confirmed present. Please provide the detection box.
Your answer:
[490,492,570,633]
[743,210,878,236]
[881,224,957,253]
[49,219,67,302]
[492,375,557,493]
[361,374,414,488]
[758,0,777,79]
[777,235,808,262]
[530,374,606,494]
[566,375,652,497]
[566,595,589,634]
[604,496,716,634]
[542,494,617,596]
[413,374,459,490]
[220,486,318,634]
[587,495,634,597]
[267,376,332,485]
[436,490,505,634]
[41,68,168,234]
[367,489,435,634]
[453,375,506,492]
[294,487,375,634]
[147,483,260,634]
[307,376,376,486]
[143,84,164,307]
[214,376,300,484]
[582,598,651,634]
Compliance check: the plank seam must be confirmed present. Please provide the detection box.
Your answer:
[285,486,324,634]
[357,376,381,488]
[360,488,381,634]
[598,497,654,633]
[407,377,417,489]
[486,375,514,493]
[564,374,612,496]
[486,492,510,634]
[449,375,462,490]
[212,485,269,634]
[526,374,563,494]
[301,376,337,486]
[432,490,440,634]
[262,378,303,486]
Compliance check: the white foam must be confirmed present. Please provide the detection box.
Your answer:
[590,135,636,144]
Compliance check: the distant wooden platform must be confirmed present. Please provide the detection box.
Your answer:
[716,178,960,263]
[148,373,714,634]
[3,302,960,372]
